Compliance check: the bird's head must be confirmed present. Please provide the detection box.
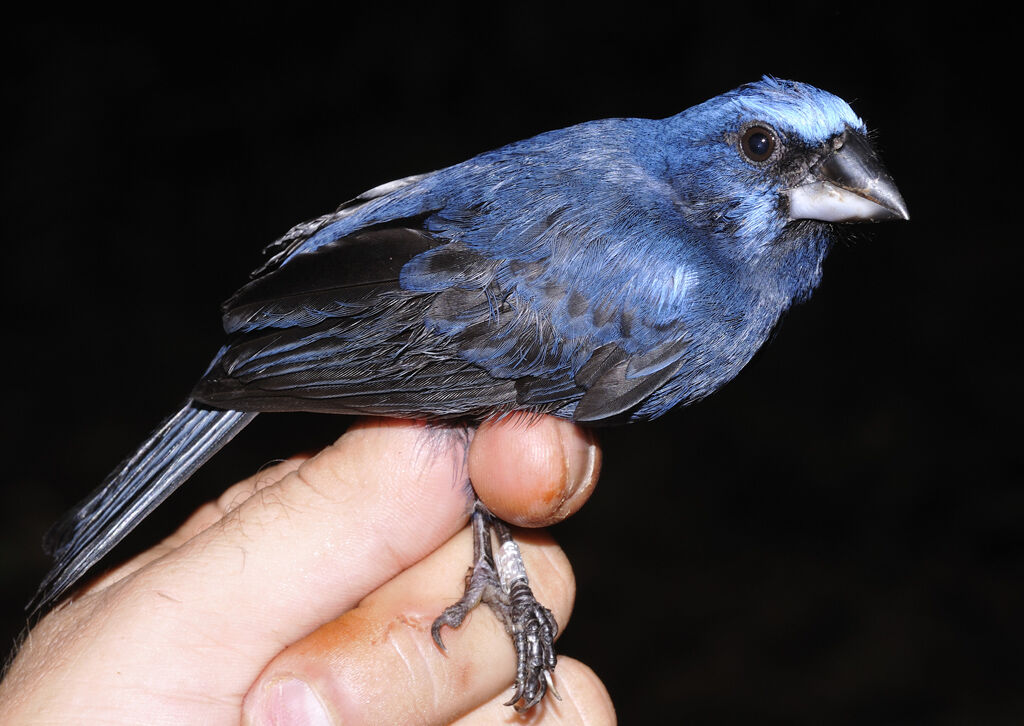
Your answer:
[664,77,907,273]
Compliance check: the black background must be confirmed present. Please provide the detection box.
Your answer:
[1,11,1017,724]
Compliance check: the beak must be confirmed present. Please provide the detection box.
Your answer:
[787,129,909,223]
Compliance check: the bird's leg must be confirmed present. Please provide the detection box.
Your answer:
[489,511,561,709]
[431,499,559,711]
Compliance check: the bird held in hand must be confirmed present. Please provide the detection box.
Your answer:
[36,77,907,710]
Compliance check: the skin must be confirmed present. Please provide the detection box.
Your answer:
[0,415,615,725]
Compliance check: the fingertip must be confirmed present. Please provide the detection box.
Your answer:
[242,676,336,726]
[469,415,600,527]
[550,658,617,725]
[451,658,617,725]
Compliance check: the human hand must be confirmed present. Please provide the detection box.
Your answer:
[0,415,614,724]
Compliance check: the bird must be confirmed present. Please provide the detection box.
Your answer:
[35,76,907,710]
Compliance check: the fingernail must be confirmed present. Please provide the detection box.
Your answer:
[560,425,599,496]
[246,676,333,726]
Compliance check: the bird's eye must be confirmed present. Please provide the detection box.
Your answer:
[740,125,777,162]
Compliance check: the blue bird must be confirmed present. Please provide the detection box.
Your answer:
[36,77,907,710]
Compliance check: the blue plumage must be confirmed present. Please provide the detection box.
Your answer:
[36,77,906,708]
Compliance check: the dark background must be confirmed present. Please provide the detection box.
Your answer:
[1,12,1016,724]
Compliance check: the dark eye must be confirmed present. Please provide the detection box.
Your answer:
[741,125,776,162]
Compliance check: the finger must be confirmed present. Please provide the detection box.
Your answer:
[82,455,310,594]
[91,419,478,675]
[242,526,575,726]
[469,414,601,527]
[189,453,312,536]
[452,659,616,726]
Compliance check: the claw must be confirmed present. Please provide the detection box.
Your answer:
[431,573,481,654]
[430,620,448,653]
[545,669,561,701]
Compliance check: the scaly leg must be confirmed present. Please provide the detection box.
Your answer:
[431,500,559,711]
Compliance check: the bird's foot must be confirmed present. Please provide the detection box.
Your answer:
[502,575,559,710]
[431,501,559,712]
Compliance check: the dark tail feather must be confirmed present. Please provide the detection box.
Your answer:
[32,402,257,612]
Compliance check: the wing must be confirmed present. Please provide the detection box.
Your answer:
[194,219,523,419]
[194,124,698,423]
[195,231,693,424]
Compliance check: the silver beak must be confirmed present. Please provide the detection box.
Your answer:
[787,129,909,223]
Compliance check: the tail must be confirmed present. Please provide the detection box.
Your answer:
[33,402,257,612]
